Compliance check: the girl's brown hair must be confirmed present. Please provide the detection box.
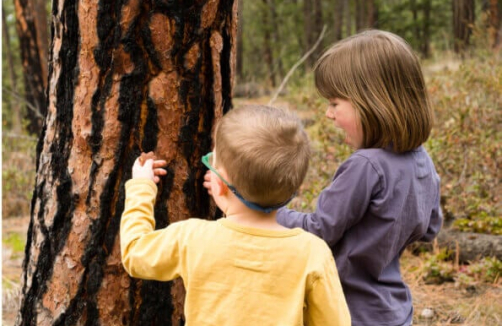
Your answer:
[314,29,433,153]
[214,105,310,206]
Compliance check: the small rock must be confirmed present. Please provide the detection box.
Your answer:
[421,308,435,319]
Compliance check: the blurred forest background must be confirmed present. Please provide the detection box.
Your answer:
[2,0,501,325]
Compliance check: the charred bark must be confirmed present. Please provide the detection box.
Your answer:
[16,0,236,325]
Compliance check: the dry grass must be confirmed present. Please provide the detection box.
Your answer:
[401,251,501,325]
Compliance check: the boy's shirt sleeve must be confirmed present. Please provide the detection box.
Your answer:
[278,154,380,247]
[305,246,351,326]
[120,179,185,281]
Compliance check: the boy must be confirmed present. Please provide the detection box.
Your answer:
[121,105,351,325]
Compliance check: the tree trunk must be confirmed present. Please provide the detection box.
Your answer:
[262,0,276,86]
[366,0,376,28]
[488,0,501,48]
[453,0,475,54]
[312,0,323,61]
[334,0,345,41]
[14,0,48,135]
[345,0,352,36]
[355,0,366,31]
[2,6,23,133]
[303,0,314,67]
[16,1,236,325]
[269,0,284,79]
[236,0,243,81]
[421,0,432,58]
[33,0,49,83]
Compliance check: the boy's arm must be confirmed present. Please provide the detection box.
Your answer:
[121,178,186,280]
[278,154,380,247]
[305,250,351,326]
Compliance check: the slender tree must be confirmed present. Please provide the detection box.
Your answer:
[345,0,352,36]
[14,0,48,134]
[16,0,236,325]
[453,0,475,54]
[236,0,244,80]
[304,0,323,68]
[262,0,276,86]
[488,0,501,47]
[3,6,23,133]
[334,0,345,41]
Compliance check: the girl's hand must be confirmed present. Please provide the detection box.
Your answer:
[132,157,167,183]
[202,170,213,196]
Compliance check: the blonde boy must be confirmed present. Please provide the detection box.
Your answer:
[121,105,351,325]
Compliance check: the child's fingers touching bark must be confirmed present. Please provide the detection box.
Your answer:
[132,154,167,183]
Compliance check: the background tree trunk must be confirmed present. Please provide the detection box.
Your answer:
[236,0,244,80]
[304,0,323,68]
[334,0,345,41]
[488,0,501,47]
[33,0,49,81]
[14,0,48,134]
[16,0,237,325]
[268,0,284,79]
[344,0,352,37]
[262,0,276,86]
[421,0,432,58]
[2,6,23,133]
[453,0,475,54]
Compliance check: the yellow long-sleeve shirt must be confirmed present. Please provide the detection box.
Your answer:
[121,179,351,326]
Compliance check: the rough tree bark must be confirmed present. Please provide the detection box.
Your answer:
[14,0,48,134]
[16,0,237,325]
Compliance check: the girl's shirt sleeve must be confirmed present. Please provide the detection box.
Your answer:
[420,172,443,242]
[278,154,381,247]
[120,179,185,281]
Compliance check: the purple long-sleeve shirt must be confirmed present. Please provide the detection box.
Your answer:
[278,146,442,326]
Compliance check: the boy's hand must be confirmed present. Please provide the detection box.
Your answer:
[202,170,213,196]
[132,154,167,183]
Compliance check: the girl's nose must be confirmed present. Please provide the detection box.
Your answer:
[325,107,336,120]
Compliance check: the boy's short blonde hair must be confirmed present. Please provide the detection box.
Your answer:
[214,105,310,207]
[314,29,433,153]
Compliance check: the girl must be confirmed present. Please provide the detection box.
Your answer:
[275,30,442,326]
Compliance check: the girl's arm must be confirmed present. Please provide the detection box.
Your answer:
[420,175,443,242]
[277,154,381,247]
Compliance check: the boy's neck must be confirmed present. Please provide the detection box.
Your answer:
[225,211,288,231]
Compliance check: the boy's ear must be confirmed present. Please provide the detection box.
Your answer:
[215,169,230,196]
[214,174,228,196]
